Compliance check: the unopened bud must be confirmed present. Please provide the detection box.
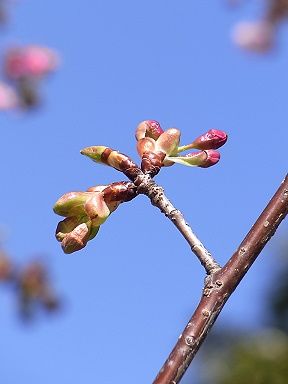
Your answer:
[135,120,163,141]
[199,150,221,168]
[61,223,91,254]
[81,146,141,181]
[166,150,220,168]
[54,190,111,226]
[84,193,111,224]
[53,192,91,217]
[55,216,80,242]
[189,129,227,150]
[56,216,100,254]
[155,128,180,156]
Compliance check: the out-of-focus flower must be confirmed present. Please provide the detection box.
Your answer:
[232,21,274,52]
[2,45,59,109]
[4,45,58,80]
[54,182,137,254]
[18,261,60,319]
[230,0,288,52]
[0,81,18,110]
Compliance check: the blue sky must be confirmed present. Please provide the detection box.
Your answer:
[0,1,287,383]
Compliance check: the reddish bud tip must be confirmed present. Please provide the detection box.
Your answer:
[191,129,228,150]
[135,120,164,141]
[198,150,221,168]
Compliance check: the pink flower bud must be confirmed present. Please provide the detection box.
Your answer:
[232,21,274,53]
[166,150,220,168]
[5,45,59,80]
[135,120,164,141]
[199,150,221,168]
[190,129,228,150]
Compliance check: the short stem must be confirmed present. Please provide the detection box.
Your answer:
[135,175,221,274]
[177,144,194,153]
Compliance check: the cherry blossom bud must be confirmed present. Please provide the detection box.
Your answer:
[232,21,274,53]
[61,223,91,254]
[56,217,100,254]
[84,193,111,224]
[167,150,220,168]
[81,146,141,180]
[155,128,181,156]
[54,181,137,253]
[135,120,163,141]
[53,192,92,217]
[54,190,111,226]
[55,216,81,242]
[183,129,227,151]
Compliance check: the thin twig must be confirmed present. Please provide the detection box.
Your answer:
[135,175,221,275]
[153,174,288,384]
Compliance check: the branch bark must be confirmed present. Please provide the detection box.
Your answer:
[152,174,288,384]
[135,175,221,274]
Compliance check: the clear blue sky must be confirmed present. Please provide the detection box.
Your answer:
[0,1,287,383]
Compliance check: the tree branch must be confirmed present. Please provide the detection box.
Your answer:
[152,174,288,384]
[135,175,221,275]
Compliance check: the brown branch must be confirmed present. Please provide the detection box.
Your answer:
[153,174,288,384]
[135,175,221,275]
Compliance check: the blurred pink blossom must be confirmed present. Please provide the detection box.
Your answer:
[0,81,18,110]
[232,21,274,52]
[4,45,59,79]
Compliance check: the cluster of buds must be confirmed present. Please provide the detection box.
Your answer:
[0,251,60,320]
[231,0,288,52]
[54,182,137,253]
[135,120,227,177]
[0,45,59,110]
[54,120,227,254]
